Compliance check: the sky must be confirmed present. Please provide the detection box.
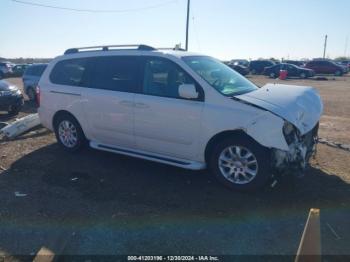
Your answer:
[1,0,350,60]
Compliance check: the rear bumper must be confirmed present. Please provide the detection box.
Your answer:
[37,107,54,131]
[271,124,319,177]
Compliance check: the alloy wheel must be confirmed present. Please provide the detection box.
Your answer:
[218,145,258,185]
[58,120,78,148]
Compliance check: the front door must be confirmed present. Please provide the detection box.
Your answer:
[134,57,204,160]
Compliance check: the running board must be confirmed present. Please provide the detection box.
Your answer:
[89,142,206,170]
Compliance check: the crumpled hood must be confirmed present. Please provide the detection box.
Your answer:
[236,84,323,135]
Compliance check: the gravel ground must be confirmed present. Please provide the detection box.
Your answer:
[0,75,349,258]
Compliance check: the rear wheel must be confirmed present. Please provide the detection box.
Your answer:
[209,136,271,191]
[0,72,4,80]
[27,87,36,101]
[53,114,86,152]
[300,72,307,79]
[335,70,342,76]
[251,69,257,75]
[269,72,276,78]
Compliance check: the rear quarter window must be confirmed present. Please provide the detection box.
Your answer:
[50,59,89,87]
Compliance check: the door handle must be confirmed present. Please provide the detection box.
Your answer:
[135,102,149,109]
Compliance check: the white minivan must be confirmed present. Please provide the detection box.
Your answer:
[38,45,323,191]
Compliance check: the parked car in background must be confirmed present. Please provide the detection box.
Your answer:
[230,59,250,67]
[335,61,349,73]
[0,62,14,79]
[264,63,315,79]
[23,64,48,101]
[249,60,275,74]
[11,64,29,77]
[283,60,305,67]
[305,60,345,76]
[0,80,24,115]
[227,63,250,76]
[38,44,323,191]
[339,60,350,70]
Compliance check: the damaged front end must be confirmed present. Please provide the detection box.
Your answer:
[272,122,319,177]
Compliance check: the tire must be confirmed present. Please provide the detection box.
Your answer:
[334,70,342,76]
[269,72,276,78]
[209,136,271,191]
[27,87,36,101]
[0,72,4,80]
[251,69,257,75]
[300,72,307,79]
[8,105,20,116]
[53,114,87,152]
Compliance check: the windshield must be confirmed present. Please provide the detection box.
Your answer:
[182,56,258,96]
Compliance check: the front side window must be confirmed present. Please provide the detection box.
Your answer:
[50,59,88,86]
[183,56,258,97]
[90,56,141,92]
[143,58,197,99]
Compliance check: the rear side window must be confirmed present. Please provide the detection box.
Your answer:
[90,56,141,93]
[50,59,89,87]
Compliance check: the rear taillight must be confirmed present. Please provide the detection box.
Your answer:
[36,85,40,107]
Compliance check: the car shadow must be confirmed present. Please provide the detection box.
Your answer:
[0,143,349,256]
[2,143,349,209]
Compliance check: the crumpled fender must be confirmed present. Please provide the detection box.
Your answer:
[245,111,289,151]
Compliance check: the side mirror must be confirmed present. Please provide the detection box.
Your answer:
[178,84,199,99]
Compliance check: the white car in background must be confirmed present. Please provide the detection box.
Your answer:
[37,45,323,191]
[0,62,14,79]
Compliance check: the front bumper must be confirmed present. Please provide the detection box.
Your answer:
[0,95,24,111]
[271,124,319,176]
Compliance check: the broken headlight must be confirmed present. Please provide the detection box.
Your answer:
[283,122,297,145]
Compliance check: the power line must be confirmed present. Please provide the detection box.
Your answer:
[11,0,177,13]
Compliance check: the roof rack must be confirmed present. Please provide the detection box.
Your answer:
[158,47,186,51]
[64,44,156,55]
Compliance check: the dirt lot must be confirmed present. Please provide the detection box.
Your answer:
[0,75,350,258]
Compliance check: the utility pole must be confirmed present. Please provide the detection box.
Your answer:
[185,0,191,51]
[323,35,328,59]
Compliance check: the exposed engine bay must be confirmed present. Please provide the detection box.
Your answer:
[272,122,319,177]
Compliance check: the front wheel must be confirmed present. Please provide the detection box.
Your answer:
[8,105,21,116]
[300,72,307,79]
[209,137,271,191]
